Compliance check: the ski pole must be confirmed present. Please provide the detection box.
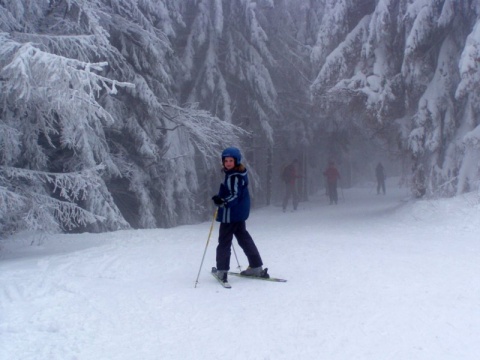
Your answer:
[232,243,242,271]
[194,208,218,288]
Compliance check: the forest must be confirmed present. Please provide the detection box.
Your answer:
[1,0,479,236]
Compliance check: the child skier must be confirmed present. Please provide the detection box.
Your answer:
[211,147,265,283]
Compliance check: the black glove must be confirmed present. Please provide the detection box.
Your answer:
[212,195,225,206]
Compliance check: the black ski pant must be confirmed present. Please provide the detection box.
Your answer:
[216,221,263,271]
[327,182,338,204]
[377,178,386,195]
[282,182,299,211]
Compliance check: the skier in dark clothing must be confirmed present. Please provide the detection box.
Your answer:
[323,161,341,205]
[282,159,300,212]
[375,162,386,195]
[211,147,264,283]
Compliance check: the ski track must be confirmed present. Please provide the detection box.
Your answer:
[1,183,480,359]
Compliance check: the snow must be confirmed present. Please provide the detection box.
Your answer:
[1,179,480,360]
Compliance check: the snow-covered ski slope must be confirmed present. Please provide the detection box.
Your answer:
[1,179,479,359]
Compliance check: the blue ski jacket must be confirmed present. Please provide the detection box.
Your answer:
[216,166,250,223]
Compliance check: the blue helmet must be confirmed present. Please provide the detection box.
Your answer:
[222,147,242,165]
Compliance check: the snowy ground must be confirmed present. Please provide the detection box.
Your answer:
[1,179,480,360]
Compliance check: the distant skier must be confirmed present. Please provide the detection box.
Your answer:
[281,159,300,212]
[323,160,341,205]
[375,162,386,195]
[211,147,265,283]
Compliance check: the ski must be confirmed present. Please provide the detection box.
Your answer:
[211,267,232,288]
[228,268,287,282]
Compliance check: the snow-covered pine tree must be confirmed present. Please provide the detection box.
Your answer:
[257,0,315,203]
[0,32,132,235]
[62,0,246,227]
[0,166,106,235]
[1,0,247,237]
[307,0,376,180]
[455,11,480,194]
[310,0,353,67]
[309,0,480,196]
[175,0,281,206]
[401,0,478,196]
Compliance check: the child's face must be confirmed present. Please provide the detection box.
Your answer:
[223,157,235,170]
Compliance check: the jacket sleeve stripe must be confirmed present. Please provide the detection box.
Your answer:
[224,175,239,203]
